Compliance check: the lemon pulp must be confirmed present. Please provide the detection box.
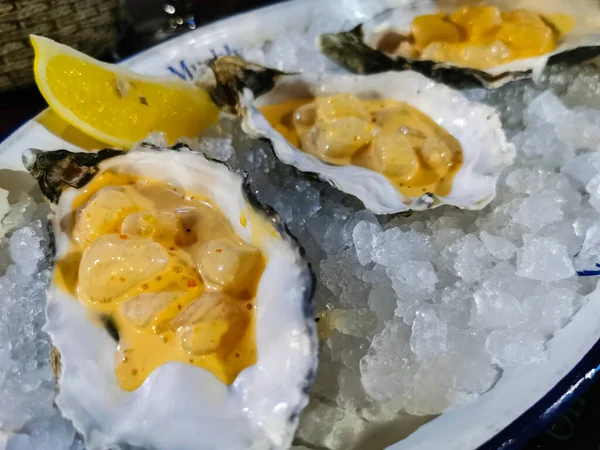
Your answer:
[31,35,219,149]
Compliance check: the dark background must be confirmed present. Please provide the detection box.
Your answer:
[1,1,600,449]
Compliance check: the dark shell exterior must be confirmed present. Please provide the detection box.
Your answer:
[22,148,125,204]
[317,22,600,88]
[199,55,289,115]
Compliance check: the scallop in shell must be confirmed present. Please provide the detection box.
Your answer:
[199,56,514,214]
[23,143,316,450]
[317,0,600,88]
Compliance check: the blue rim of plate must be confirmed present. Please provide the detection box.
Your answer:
[479,342,600,449]
[3,3,600,449]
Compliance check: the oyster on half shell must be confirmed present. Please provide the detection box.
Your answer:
[199,56,514,215]
[23,143,316,450]
[317,0,600,88]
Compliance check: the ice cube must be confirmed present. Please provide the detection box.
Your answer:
[295,399,344,446]
[8,226,43,276]
[327,308,377,338]
[449,234,493,283]
[360,318,413,402]
[540,220,583,257]
[446,326,490,361]
[561,152,600,188]
[367,280,396,326]
[511,123,573,165]
[563,71,600,110]
[505,168,551,196]
[470,287,526,329]
[524,288,574,336]
[525,91,569,129]
[432,228,465,263]
[386,260,438,299]
[574,224,600,275]
[524,91,600,152]
[450,354,500,397]
[400,352,496,415]
[371,228,433,267]
[337,366,371,409]
[435,281,473,328]
[557,107,600,151]
[323,408,367,450]
[410,307,448,359]
[319,248,371,309]
[586,173,600,212]
[244,147,276,175]
[401,358,454,415]
[197,136,234,161]
[479,231,516,260]
[485,329,546,365]
[480,261,540,301]
[1,194,36,235]
[298,396,367,450]
[512,193,564,232]
[340,339,370,373]
[352,221,381,265]
[516,235,575,282]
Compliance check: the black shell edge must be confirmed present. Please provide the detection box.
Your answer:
[317,28,600,88]
[24,144,318,447]
[22,148,126,204]
[241,175,318,437]
[203,55,293,115]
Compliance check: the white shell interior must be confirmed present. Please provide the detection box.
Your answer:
[46,148,316,450]
[243,71,514,214]
[360,1,600,87]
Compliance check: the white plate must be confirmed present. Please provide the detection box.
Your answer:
[2,1,600,449]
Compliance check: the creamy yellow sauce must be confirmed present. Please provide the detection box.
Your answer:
[375,6,575,69]
[260,95,463,198]
[55,171,265,391]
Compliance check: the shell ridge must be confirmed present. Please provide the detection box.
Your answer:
[22,148,125,204]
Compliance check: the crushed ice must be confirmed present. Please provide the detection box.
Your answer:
[0,192,83,449]
[195,64,600,448]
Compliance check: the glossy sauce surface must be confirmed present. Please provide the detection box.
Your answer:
[55,171,265,391]
[260,94,463,198]
[376,6,575,69]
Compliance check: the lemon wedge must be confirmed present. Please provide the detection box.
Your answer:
[31,35,219,149]
[36,109,108,151]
